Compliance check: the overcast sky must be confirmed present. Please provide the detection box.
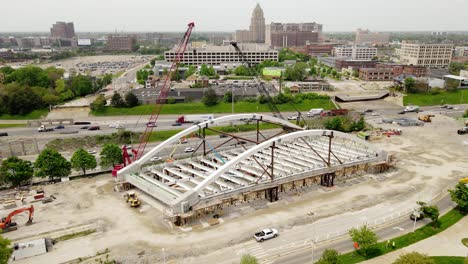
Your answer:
[1,0,467,32]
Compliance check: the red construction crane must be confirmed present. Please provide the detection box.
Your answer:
[133,22,195,161]
[112,22,195,177]
[0,205,34,232]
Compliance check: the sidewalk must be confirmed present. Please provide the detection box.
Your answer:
[362,216,468,263]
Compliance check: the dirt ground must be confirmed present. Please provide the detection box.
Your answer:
[2,112,467,263]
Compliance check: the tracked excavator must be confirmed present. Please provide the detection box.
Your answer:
[0,205,34,232]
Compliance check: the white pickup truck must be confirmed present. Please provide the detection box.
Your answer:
[253,228,278,242]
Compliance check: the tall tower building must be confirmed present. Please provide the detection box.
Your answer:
[50,22,75,39]
[249,3,265,43]
[235,3,265,43]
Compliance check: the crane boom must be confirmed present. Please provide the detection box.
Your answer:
[230,41,308,127]
[133,22,195,161]
[230,41,284,120]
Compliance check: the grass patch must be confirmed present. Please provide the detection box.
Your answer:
[462,238,468,247]
[0,123,26,128]
[338,209,466,263]
[0,109,48,120]
[431,256,466,264]
[403,90,468,106]
[55,229,96,242]
[146,123,280,142]
[92,99,335,116]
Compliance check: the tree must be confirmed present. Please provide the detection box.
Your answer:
[71,74,94,96]
[171,70,181,81]
[101,74,113,86]
[2,84,44,115]
[448,62,465,75]
[184,65,197,79]
[150,58,156,66]
[34,149,71,180]
[91,94,107,112]
[202,87,218,106]
[317,248,341,264]
[100,144,123,167]
[200,64,216,77]
[71,148,97,176]
[223,90,233,103]
[404,77,416,93]
[55,79,66,94]
[110,92,126,107]
[416,201,439,223]
[125,92,139,108]
[348,225,378,257]
[392,252,434,264]
[325,117,343,131]
[240,254,257,264]
[0,236,11,264]
[8,65,49,87]
[284,62,308,81]
[234,65,251,76]
[0,157,34,187]
[449,181,468,213]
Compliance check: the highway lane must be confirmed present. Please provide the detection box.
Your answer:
[271,193,456,264]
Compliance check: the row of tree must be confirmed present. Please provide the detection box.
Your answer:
[0,65,111,115]
[0,144,124,187]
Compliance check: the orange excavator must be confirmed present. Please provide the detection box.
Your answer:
[0,205,34,232]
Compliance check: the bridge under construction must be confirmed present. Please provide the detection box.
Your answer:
[117,114,390,226]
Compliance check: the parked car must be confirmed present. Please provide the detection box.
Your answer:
[0,132,8,137]
[55,125,65,129]
[184,147,195,153]
[287,115,298,120]
[88,126,100,131]
[219,134,228,138]
[253,228,278,242]
[150,156,162,162]
[371,112,380,116]
[146,122,157,127]
[410,211,424,221]
[80,126,90,129]
[364,109,373,113]
[172,123,182,126]
[398,111,406,115]
[88,150,97,154]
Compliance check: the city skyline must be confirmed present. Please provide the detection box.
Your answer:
[1,0,467,32]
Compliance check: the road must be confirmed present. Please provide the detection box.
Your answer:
[271,193,456,264]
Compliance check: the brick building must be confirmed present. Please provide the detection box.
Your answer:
[359,64,427,81]
[291,43,336,57]
[50,22,75,39]
[106,35,137,52]
[266,22,322,48]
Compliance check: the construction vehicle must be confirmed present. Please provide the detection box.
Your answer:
[418,115,435,122]
[0,205,34,232]
[112,22,195,176]
[458,127,468,135]
[123,191,141,208]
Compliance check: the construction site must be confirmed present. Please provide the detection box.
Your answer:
[0,22,467,263]
[117,113,391,226]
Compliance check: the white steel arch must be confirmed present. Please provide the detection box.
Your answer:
[117,113,302,179]
[172,129,387,210]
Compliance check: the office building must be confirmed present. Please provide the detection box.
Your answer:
[105,35,137,52]
[235,4,265,43]
[359,64,427,81]
[355,29,390,45]
[396,42,453,68]
[290,43,336,57]
[50,22,75,39]
[332,45,377,60]
[454,46,468,57]
[266,22,322,48]
[164,43,278,66]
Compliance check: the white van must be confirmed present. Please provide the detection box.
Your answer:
[307,108,324,117]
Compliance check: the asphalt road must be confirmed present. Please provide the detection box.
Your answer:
[271,193,456,264]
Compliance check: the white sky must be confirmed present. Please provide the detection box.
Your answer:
[1,0,467,32]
